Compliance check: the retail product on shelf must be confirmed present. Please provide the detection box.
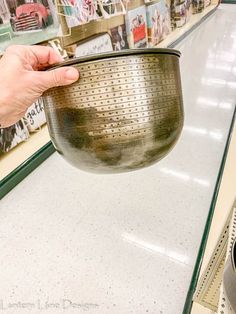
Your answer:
[6,0,55,32]
[47,38,69,59]
[62,0,127,29]
[97,0,126,18]
[63,0,99,28]
[204,0,211,8]
[146,0,171,47]
[0,119,29,153]
[185,0,192,23]
[170,0,191,29]
[0,0,10,24]
[24,98,46,132]
[192,0,204,14]
[125,5,148,48]
[62,0,127,28]
[0,0,59,53]
[110,23,129,50]
[75,33,113,56]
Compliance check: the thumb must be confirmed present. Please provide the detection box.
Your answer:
[36,66,79,90]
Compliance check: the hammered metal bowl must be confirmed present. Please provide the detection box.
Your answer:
[43,49,184,174]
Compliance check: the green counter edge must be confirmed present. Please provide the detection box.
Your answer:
[0,141,55,199]
[221,0,236,4]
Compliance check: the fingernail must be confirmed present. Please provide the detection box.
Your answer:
[65,68,79,81]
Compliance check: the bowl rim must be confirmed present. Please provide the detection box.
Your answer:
[48,48,181,70]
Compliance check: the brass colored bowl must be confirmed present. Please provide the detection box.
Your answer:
[43,49,184,174]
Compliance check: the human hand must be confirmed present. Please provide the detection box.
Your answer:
[0,45,79,128]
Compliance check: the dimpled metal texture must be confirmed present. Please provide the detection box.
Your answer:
[43,52,184,173]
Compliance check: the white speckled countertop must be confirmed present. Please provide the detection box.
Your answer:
[1,4,236,314]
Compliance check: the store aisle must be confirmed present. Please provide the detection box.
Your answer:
[1,4,236,314]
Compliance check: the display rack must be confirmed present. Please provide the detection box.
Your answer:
[183,105,236,313]
[0,0,219,199]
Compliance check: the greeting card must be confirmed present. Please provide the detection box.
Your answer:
[146,0,171,47]
[24,98,46,132]
[110,23,129,50]
[0,119,29,153]
[125,5,148,49]
[75,33,113,57]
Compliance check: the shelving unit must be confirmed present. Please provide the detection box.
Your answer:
[0,125,50,181]
[184,107,236,313]
[158,4,217,48]
[0,0,219,198]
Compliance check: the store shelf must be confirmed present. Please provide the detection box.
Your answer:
[60,2,218,48]
[222,0,236,3]
[184,106,236,313]
[0,125,54,200]
[0,125,50,181]
[0,25,59,54]
[191,303,213,314]
[158,4,218,48]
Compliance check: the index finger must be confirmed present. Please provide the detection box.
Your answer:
[28,45,63,67]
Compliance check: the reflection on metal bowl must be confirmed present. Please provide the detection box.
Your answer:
[43,49,184,174]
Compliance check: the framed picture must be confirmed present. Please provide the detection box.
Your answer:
[146,0,171,47]
[97,0,126,19]
[171,0,192,28]
[0,0,59,53]
[110,23,129,50]
[0,119,29,153]
[125,5,148,49]
[24,98,46,132]
[63,0,98,28]
[192,0,204,13]
[75,33,113,57]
